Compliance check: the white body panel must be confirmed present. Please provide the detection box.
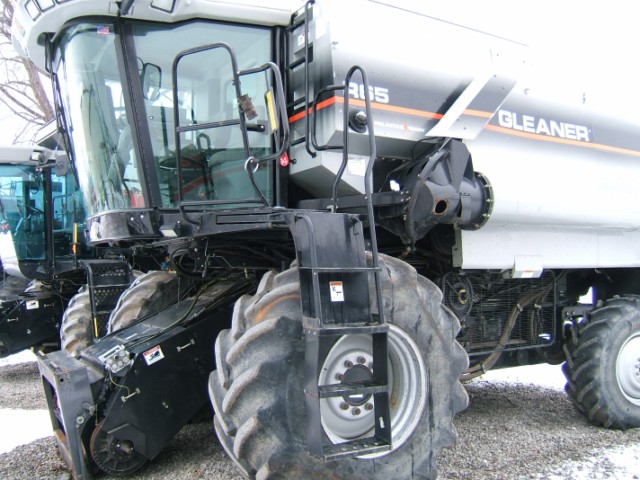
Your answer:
[459,137,640,270]
[12,0,299,70]
[456,227,640,270]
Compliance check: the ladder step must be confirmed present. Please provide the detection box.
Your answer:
[305,323,387,336]
[298,266,380,273]
[288,4,313,32]
[316,380,387,399]
[287,97,307,110]
[288,13,306,31]
[288,45,313,70]
[323,438,391,461]
[288,56,306,70]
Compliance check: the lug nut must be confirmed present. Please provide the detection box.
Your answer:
[352,407,361,416]
[365,403,374,411]
[335,373,344,381]
[357,356,367,364]
[344,360,354,369]
[339,402,349,411]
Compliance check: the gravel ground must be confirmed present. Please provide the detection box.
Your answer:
[1,358,639,480]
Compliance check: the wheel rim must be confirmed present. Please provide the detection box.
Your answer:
[318,324,427,457]
[616,333,640,406]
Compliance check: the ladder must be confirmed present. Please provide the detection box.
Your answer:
[295,211,392,459]
[286,0,316,156]
[287,4,392,452]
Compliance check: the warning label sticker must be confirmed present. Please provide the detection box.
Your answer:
[25,300,39,310]
[143,345,165,366]
[329,281,345,302]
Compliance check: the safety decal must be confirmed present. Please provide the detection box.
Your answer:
[330,281,345,302]
[25,300,39,310]
[143,345,165,366]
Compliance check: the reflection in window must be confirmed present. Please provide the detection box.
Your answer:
[131,21,273,207]
[54,23,145,217]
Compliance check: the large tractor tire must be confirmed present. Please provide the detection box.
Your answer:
[60,288,93,357]
[61,270,166,357]
[209,254,468,480]
[563,295,640,429]
[107,270,183,334]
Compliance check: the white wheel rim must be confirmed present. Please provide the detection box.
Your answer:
[318,324,427,458]
[616,333,640,406]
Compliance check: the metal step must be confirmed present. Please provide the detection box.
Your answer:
[305,323,391,459]
[317,379,387,399]
[323,437,391,460]
[304,322,387,336]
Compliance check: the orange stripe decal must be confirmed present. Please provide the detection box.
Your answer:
[288,96,444,124]
[288,96,337,123]
[484,124,640,157]
[288,95,640,157]
[463,108,494,119]
[335,97,444,120]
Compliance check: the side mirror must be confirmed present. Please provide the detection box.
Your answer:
[55,153,70,177]
[142,63,162,101]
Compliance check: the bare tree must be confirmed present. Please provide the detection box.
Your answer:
[0,0,54,143]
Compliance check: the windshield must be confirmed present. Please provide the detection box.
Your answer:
[53,20,273,216]
[54,23,140,217]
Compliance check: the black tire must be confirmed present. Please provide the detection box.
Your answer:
[563,295,640,429]
[107,270,183,334]
[60,271,152,357]
[60,288,93,357]
[209,254,468,479]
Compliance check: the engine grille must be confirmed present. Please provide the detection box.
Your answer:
[84,261,133,337]
[441,270,557,356]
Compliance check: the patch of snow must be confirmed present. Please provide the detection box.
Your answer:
[0,350,51,454]
[0,409,52,454]
[0,349,37,367]
[481,363,567,390]
[542,443,640,480]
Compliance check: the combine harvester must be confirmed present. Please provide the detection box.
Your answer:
[0,141,164,360]
[0,144,87,357]
[10,0,640,478]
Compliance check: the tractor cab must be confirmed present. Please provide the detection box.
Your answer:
[0,144,87,358]
[48,17,288,245]
[0,145,84,280]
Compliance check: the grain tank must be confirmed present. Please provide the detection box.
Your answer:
[288,1,640,271]
[10,1,640,479]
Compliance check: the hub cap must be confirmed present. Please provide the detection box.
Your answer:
[318,324,427,457]
[616,333,640,406]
